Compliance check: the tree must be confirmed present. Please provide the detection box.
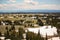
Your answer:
[11,25,15,30]
[37,19,43,26]
[18,28,25,40]
[5,27,10,39]
[45,33,48,40]
[0,32,1,36]
[37,30,44,40]
[26,31,44,40]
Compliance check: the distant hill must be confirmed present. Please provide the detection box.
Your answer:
[0,10,60,13]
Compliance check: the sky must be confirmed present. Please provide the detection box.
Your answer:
[0,0,60,12]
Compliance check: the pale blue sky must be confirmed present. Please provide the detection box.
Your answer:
[0,0,60,4]
[0,0,60,12]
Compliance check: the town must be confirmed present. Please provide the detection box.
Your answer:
[0,13,60,40]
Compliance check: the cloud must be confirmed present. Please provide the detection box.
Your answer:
[9,0,16,3]
[0,3,60,10]
[24,0,39,5]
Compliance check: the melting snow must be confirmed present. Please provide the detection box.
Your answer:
[27,25,58,37]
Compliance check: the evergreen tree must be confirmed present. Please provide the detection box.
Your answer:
[37,19,43,26]
[10,27,17,40]
[0,32,1,36]
[6,27,8,30]
[11,25,15,30]
[5,27,10,39]
[26,32,28,40]
[18,28,25,40]
[37,30,44,40]
[46,33,48,40]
